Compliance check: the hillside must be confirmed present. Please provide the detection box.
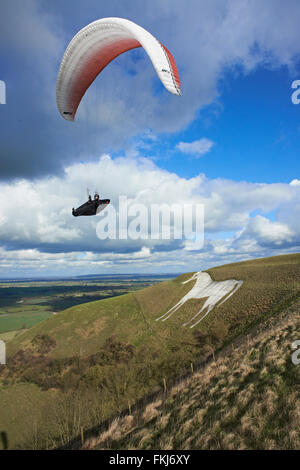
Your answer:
[0,253,299,449]
[86,299,300,450]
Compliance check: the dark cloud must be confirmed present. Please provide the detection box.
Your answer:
[2,0,300,180]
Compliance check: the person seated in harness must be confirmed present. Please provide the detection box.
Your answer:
[72,193,110,217]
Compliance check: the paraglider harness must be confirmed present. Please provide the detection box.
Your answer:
[72,194,110,217]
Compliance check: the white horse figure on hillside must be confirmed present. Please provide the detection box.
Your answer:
[156,272,243,328]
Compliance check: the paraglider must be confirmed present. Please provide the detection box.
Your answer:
[72,193,110,217]
[56,17,181,121]
[57,18,181,219]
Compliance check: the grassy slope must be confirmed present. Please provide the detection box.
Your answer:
[0,383,56,450]
[6,254,300,359]
[0,253,299,449]
[90,300,300,450]
[5,275,194,359]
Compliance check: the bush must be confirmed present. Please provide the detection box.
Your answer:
[31,334,56,354]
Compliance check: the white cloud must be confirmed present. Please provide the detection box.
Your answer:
[0,153,299,275]
[239,215,295,246]
[176,138,214,157]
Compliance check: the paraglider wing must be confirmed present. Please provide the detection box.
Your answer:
[56,17,181,121]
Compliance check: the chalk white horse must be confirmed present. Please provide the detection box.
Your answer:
[156,272,243,328]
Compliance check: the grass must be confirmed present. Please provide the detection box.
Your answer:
[0,330,24,342]
[0,382,57,450]
[0,253,299,449]
[86,300,300,450]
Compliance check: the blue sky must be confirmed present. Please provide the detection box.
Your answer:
[136,64,300,183]
[0,0,299,277]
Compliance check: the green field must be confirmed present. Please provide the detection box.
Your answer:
[0,306,53,333]
[0,254,299,449]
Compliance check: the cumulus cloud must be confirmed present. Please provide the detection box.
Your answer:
[1,0,300,275]
[0,154,299,275]
[236,215,296,248]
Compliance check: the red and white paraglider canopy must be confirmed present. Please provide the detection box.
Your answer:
[56,17,181,121]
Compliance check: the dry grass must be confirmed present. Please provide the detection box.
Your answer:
[142,400,162,423]
[86,302,300,450]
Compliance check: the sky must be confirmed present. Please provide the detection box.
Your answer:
[0,0,299,277]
